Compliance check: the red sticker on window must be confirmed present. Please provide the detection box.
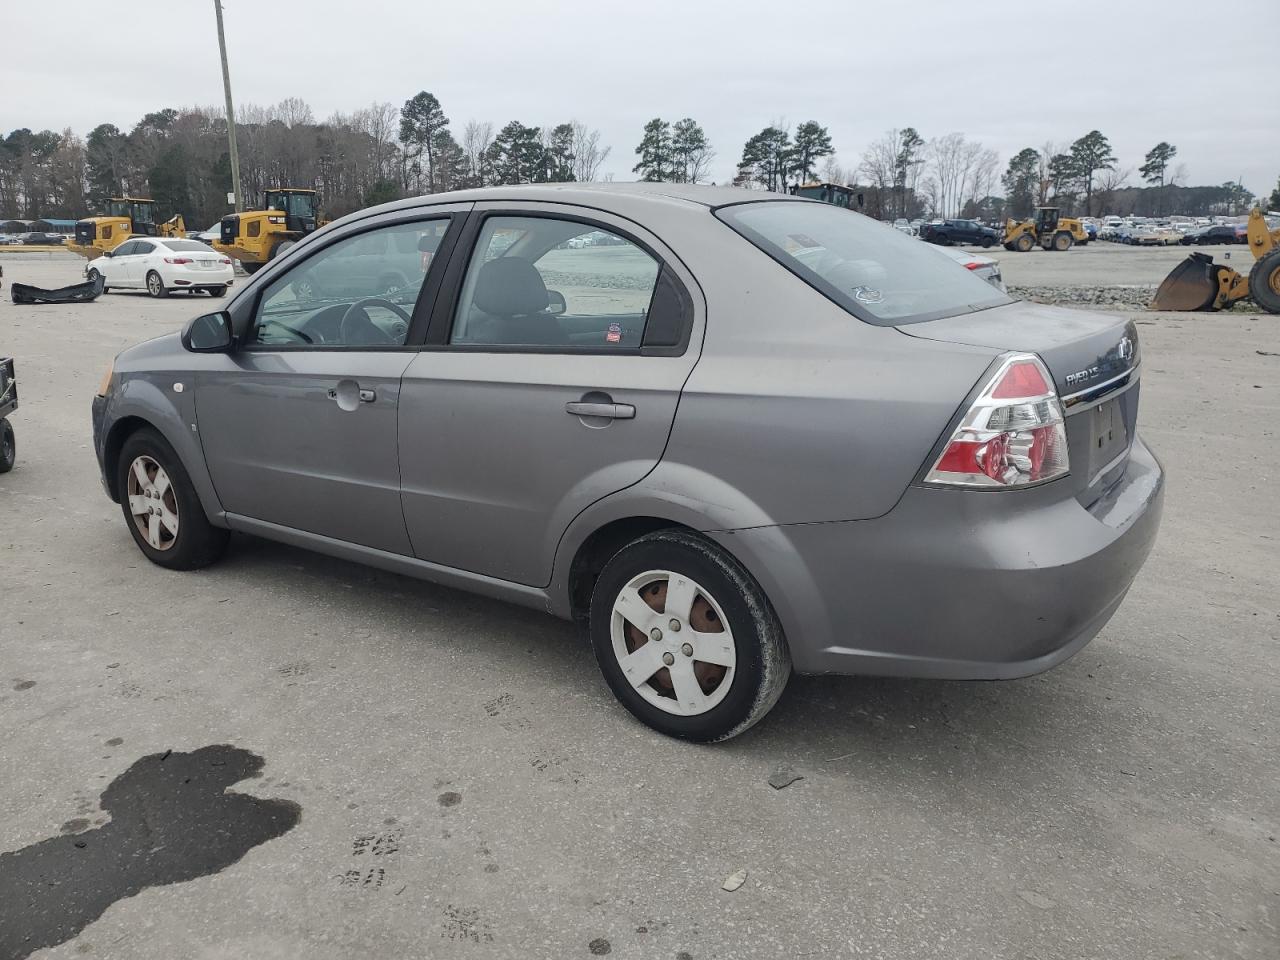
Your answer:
[606,322,622,343]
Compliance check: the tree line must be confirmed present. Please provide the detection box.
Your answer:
[2,97,1275,227]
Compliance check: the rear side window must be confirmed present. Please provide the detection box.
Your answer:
[450,216,661,350]
[716,201,1011,325]
[161,240,215,253]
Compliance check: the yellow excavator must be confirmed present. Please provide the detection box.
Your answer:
[68,198,186,261]
[1002,207,1089,252]
[213,188,325,274]
[1152,208,1280,314]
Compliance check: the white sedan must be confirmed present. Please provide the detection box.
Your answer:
[86,237,234,298]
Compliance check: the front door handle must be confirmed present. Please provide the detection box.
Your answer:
[326,383,376,407]
[565,401,635,420]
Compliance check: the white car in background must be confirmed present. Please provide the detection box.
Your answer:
[931,244,1005,291]
[85,237,234,298]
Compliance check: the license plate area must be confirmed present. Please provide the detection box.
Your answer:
[1088,399,1128,479]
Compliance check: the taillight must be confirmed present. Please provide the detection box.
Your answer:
[220,257,231,264]
[925,353,1069,488]
[963,261,984,270]
[164,256,193,264]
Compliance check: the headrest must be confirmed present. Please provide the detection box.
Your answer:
[473,257,549,317]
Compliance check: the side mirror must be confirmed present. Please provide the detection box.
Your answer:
[545,290,567,316]
[101,250,113,258]
[182,311,235,353]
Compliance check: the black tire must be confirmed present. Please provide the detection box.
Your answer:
[935,233,951,246]
[0,418,14,474]
[116,427,228,570]
[87,267,107,294]
[270,238,297,261]
[146,270,168,298]
[589,529,791,742]
[207,285,227,298]
[1053,232,1073,252]
[980,236,994,249]
[1015,234,1034,253]
[1249,249,1280,315]
[242,261,264,275]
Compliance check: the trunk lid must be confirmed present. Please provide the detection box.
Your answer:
[900,301,1141,504]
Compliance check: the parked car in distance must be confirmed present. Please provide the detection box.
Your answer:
[21,231,66,245]
[919,218,999,247]
[85,238,234,298]
[1195,224,1239,245]
[91,183,1163,742]
[931,244,1006,291]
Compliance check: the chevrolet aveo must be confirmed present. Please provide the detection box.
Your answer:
[92,184,1164,741]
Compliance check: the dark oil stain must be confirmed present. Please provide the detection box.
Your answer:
[105,738,123,747]
[12,680,35,691]
[484,863,499,873]
[0,745,300,959]
[588,937,612,955]
[437,791,462,808]
[677,953,694,960]
[58,819,91,835]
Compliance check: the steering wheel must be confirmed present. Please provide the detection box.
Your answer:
[339,297,412,345]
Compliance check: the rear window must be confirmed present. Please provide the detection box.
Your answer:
[161,240,215,253]
[715,201,1011,325]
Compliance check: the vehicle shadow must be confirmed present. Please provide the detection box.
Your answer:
[223,535,1107,787]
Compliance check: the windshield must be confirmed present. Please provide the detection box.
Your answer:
[161,239,216,252]
[716,201,1011,325]
[266,192,316,218]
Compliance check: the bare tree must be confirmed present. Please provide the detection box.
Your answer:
[462,120,495,186]
[570,121,611,181]
[819,155,845,185]
[1037,141,1061,207]
[1094,166,1131,215]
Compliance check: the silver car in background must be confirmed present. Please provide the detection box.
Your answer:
[91,184,1163,741]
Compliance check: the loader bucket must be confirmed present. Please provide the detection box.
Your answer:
[1152,252,1225,311]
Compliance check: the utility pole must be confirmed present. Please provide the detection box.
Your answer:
[213,0,243,212]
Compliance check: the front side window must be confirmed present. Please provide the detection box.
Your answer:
[716,201,1011,325]
[451,216,661,349]
[112,240,138,257]
[249,218,448,348]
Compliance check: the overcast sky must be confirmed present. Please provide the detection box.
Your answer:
[5,0,1278,195]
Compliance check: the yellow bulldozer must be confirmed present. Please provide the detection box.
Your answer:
[1152,208,1280,315]
[1003,207,1089,252]
[213,188,325,274]
[68,198,186,261]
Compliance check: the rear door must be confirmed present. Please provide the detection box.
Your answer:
[398,204,703,586]
[129,240,158,286]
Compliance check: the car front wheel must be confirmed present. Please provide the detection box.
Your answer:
[116,428,228,570]
[589,530,791,742]
[87,267,107,293]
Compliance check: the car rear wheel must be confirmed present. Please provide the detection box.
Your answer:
[146,270,167,298]
[117,428,228,570]
[0,418,14,473]
[207,285,227,298]
[589,530,791,742]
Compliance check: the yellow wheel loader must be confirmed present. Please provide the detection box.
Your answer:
[214,188,324,274]
[1003,207,1088,252]
[1152,208,1280,314]
[68,198,186,261]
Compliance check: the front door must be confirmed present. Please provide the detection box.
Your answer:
[399,205,703,586]
[195,214,459,555]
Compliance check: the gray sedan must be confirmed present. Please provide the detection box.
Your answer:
[91,184,1164,741]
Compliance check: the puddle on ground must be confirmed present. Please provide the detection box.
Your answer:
[0,745,301,958]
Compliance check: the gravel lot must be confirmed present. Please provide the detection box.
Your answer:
[1,251,1277,960]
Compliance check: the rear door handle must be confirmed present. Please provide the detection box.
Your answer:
[326,385,377,404]
[565,401,635,420]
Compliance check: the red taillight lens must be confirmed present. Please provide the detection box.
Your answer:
[220,258,232,264]
[964,261,983,270]
[163,256,193,264]
[925,353,1069,488]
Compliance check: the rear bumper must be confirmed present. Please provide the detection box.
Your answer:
[710,434,1164,679]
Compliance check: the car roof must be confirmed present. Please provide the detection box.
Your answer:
[330,182,808,229]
